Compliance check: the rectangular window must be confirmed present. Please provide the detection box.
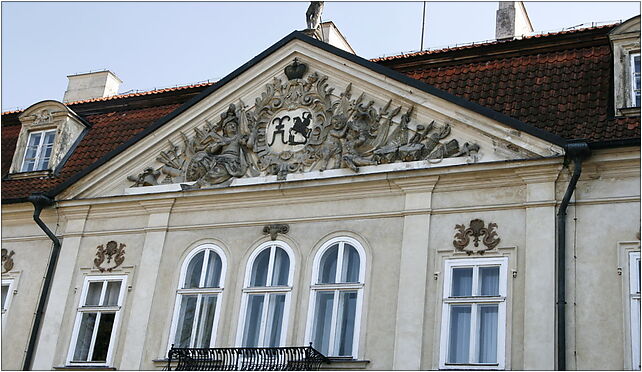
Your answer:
[439,257,508,369]
[631,53,641,108]
[21,129,56,172]
[67,276,127,366]
[1,279,15,327]
[629,251,640,370]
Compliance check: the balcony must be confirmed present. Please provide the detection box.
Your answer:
[165,345,329,371]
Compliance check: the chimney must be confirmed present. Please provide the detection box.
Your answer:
[319,21,356,54]
[495,1,534,40]
[63,70,122,103]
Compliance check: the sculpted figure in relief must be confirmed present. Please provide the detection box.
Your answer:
[185,104,252,188]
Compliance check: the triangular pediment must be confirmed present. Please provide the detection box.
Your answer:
[58,32,565,200]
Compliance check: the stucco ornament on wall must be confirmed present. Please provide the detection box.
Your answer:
[263,224,290,241]
[94,241,126,272]
[128,59,480,188]
[1,249,15,274]
[453,219,500,255]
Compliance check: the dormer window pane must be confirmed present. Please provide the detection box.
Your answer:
[631,53,640,107]
[21,129,56,172]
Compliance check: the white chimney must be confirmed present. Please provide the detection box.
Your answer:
[495,2,534,40]
[63,70,122,103]
[319,21,356,54]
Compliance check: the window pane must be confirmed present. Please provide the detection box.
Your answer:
[85,282,103,306]
[335,291,358,356]
[312,292,334,356]
[21,159,36,172]
[203,251,222,288]
[634,55,641,74]
[91,313,115,362]
[250,249,271,287]
[194,295,218,348]
[103,281,121,306]
[184,251,204,288]
[318,244,338,284]
[479,266,500,296]
[341,245,360,283]
[1,285,9,310]
[242,294,265,347]
[448,305,471,364]
[477,305,499,363]
[73,313,97,361]
[265,294,286,347]
[451,268,473,297]
[174,295,198,348]
[271,248,290,286]
[44,131,56,145]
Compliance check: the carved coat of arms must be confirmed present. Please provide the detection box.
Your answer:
[129,58,480,189]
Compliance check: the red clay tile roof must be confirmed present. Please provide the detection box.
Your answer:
[2,24,639,203]
[375,24,640,143]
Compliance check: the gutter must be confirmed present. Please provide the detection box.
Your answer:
[22,194,60,371]
[556,141,590,370]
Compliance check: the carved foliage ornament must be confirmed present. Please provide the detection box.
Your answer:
[129,59,480,189]
[1,249,15,274]
[263,224,290,241]
[94,241,126,272]
[453,219,500,255]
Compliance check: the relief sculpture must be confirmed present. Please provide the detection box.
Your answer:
[129,58,480,189]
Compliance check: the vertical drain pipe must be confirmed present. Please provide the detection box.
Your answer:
[556,141,590,370]
[23,193,60,371]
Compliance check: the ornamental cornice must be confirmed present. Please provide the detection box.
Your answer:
[138,198,176,214]
[57,205,91,221]
[513,163,564,184]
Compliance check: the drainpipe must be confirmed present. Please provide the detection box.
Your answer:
[556,141,590,370]
[22,193,60,371]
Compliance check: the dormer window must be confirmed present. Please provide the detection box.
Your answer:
[609,16,641,116]
[22,129,56,172]
[8,100,88,178]
[631,53,640,107]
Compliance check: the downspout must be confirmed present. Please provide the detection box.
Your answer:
[556,141,590,370]
[22,193,60,371]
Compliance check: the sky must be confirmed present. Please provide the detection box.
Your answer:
[1,1,640,112]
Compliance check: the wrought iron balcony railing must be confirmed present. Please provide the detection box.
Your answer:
[166,344,329,371]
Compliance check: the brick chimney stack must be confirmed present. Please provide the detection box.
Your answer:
[495,1,534,40]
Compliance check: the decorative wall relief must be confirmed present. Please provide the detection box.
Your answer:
[94,241,126,272]
[453,219,500,255]
[1,249,15,274]
[263,224,290,241]
[129,59,480,189]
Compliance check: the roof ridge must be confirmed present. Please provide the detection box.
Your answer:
[370,22,619,63]
[1,81,217,116]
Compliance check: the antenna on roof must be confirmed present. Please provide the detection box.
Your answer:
[420,2,427,50]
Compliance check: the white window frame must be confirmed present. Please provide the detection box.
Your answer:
[167,244,227,350]
[235,241,295,347]
[439,257,508,370]
[629,251,640,370]
[305,237,366,359]
[1,278,16,326]
[630,53,641,108]
[66,275,127,367]
[21,129,56,172]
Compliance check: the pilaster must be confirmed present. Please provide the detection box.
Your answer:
[516,165,562,370]
[390,176,438,370]
[119,199,175,369]
[32,205,91,370]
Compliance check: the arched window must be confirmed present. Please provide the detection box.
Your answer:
[169,244,226,348]
[307,237,365,358]
[237,241,294,347]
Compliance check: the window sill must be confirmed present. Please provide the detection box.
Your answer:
[617,106,641,117]
[322,358,370,369]
[5,169,53,180]
[53,366,116,371]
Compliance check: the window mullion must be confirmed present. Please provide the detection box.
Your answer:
[199,250,210,288]
[34,131,46,170]
[469,303,479,364]
[335,243,345,284]
[328,290,340,356]
[258,293,270,347]
[98,281,108,306]
[87,312,102,361]
[189,295,203,347]
[266,246,276,287]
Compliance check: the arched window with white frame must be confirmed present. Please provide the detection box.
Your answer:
[237,241,294,347]
[306,237,365,358]
[169,244,226,349]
